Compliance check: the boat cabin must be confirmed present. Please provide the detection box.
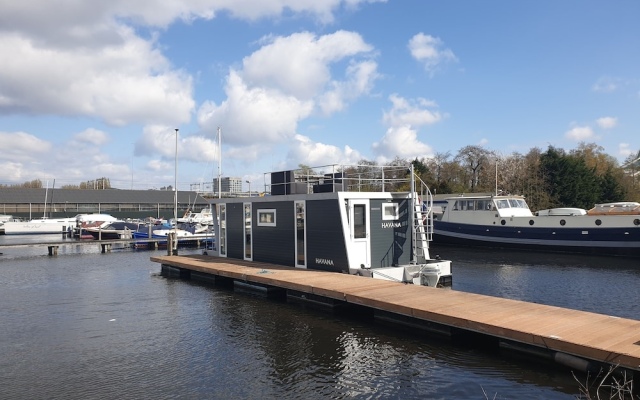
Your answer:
[205,164,452,287]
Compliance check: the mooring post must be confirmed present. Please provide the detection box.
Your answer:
[167,233,173,256]
[48,246,58,256]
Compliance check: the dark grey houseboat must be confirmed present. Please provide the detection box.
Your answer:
[206,164,452,287]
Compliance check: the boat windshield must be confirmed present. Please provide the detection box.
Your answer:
[508,199,529,209]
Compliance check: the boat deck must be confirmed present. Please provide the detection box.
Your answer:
[151,255,640,373]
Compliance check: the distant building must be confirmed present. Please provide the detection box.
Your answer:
[213,177,242,193]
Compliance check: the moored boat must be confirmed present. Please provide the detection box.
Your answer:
[432,194,640,257]
[203,164,452,288]
[2,213,120,235]
[82,221,143,240]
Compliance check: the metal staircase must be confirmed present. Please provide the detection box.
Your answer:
[410,172,434,265]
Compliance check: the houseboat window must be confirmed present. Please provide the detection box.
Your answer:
[382,203,399,220]
[295,201,305,267]
[354,204,366,239]
[219,204,226,256]
[257,209,276,227]
[496,199,510,209]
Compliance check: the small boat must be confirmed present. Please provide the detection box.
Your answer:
[2,213,120,235]
[82,221,143,240]
[587,202,640,216]
[433,194,640,257]
[2,216,81,235]
[132,224,212,240]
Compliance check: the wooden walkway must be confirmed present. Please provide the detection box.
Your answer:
[151,255,640,373]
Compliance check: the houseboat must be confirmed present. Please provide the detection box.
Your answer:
[432,194,640,257]
[203,164,452,288]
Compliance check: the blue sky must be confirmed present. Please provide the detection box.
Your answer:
[1,0,638,191]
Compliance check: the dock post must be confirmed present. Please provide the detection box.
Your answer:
[48,246,58,256]
[100,243,111,253]
[167,232,178,255]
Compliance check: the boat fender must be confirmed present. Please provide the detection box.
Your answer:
[634,219,640,226]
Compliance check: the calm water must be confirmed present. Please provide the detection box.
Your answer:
[1,236,639,399]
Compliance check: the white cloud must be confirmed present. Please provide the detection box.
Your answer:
[198,30,377,165]
[372,126,433,164]
[286,134,363,167]
[0,29,195,126]
[408,33,457,76]
[596,116,617,129]
[72,128,110,146]
[383,94,442,127]
[317,60,379,115]
[565,125,595,141]
[618,143,633,158]
[372,94,439,162]
[135,125,218,164]
[1,1,380,126]
[591,77,620,93]
[242,30,375,99]
[0,131,52,162]
[197,70,315,146]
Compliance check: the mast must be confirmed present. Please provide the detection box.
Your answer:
[217,127,222,199]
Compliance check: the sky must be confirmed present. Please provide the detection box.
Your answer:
[1,0,639,192]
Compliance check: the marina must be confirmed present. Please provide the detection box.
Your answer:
[2,164,639,398]
[1,240,639,399]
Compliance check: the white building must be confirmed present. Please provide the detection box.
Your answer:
[213,177,243,193]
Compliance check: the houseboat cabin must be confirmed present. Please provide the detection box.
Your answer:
[206,165,452,287]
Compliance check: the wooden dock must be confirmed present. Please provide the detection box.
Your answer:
[0,237,212,256]
[151,255,640,377]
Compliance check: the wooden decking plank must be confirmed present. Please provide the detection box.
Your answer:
[151,255,640,372]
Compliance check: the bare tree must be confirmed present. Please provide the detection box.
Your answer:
[454,145,492,191]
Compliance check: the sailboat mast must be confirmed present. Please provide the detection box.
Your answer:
[217,127,222,199]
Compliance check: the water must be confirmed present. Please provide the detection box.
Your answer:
[1,237,639,399]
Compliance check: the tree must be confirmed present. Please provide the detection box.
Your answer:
[454,145,492,191]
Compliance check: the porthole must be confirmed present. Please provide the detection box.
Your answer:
[500,219,506,226]
[560,219,566,226]
[529,220,534,226]
[634,219,640,226]
[595,219,602,226]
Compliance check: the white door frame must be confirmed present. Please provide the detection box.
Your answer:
[348,199,371,269]
[294,200,307,269]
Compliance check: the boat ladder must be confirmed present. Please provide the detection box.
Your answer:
[411,175,434,265]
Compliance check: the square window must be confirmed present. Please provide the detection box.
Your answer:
[382,203,399,220]
[257,209,276,226]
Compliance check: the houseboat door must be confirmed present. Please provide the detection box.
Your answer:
[348,199,371,269]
